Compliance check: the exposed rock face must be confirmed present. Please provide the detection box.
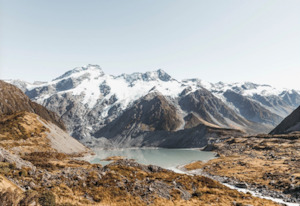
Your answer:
[280,90,300,108]
[270,106,300,134]
[0,147,36,170]
[0,80,66,131]
[39,114,90,154]
[179,88,251,129]
[210,81,299,118]
[91,92,245,148]
[5,65,300,146]
[183,113,214,129]
[94,92,182,136]
[223,90,282,126]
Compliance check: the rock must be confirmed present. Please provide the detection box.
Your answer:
[0,147,36,170]
[235,183,248,189]
[232,201,244,206]
[29,181,36,189]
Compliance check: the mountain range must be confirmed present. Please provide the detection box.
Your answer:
[5,64,300,147]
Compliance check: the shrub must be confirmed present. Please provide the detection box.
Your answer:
[19,190,38,206]
[38,191,56,206]
[0,188,19,205]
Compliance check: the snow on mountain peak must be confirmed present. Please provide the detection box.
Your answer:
[182,78,213,91]
[53,64,104,81]
[154,69,173,81]
[210,81,283,96]
[119,69,174,84]
[13,64,299,115]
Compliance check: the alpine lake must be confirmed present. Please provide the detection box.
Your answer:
[88,148,215,172]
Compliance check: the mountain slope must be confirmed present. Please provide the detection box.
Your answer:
[222,90,282,126]
[270,106,300,134]
[0,80,66,131]
[0,112,89,155]
[91,92,245,148]
[179,88,251,129]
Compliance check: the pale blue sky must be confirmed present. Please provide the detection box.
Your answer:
[0,0,299,89]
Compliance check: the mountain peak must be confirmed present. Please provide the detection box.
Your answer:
[119,69,174,84]
[147,69,172,82]
[53,64,104,81]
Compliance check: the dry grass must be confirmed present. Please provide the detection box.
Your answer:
[187,135,300,198]
[102,156,125,161]
[184,161,205,171]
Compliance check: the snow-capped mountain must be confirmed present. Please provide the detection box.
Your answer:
[5,64,300,147]
[208,82,300,118]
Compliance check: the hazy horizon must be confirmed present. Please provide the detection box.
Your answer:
[1,0,299,89]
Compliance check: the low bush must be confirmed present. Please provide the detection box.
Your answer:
[38,190,56,206]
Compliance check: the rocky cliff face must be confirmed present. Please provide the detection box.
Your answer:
[223,90,282,126]
[270,106,300,134]
[5,65,300,147]
[89,92,245,148]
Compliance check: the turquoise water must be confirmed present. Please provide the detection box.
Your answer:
[89,148,215,170]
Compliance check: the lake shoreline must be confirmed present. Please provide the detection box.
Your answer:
[84,147,216,167]
[82,146,299,205]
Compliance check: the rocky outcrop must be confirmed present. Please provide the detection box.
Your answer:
[0,147,36,170]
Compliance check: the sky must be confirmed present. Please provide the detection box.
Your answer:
[0,0,299,89]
